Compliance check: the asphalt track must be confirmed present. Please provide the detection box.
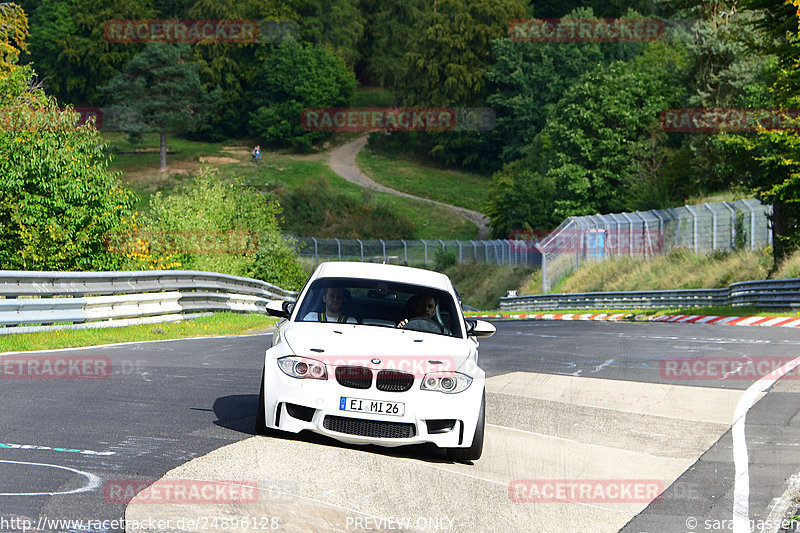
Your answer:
[1,320,800,532]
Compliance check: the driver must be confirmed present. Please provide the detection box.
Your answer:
[303,287,357,323]
[397,294,437,328]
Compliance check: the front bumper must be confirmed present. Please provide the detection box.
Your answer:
[263,361,484,449]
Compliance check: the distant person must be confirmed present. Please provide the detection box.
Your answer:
[303,287,357,323]
[251,145,261,162]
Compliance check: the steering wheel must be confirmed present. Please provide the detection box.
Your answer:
[400,317,443,334]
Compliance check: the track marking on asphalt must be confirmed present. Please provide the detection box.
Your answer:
[0,459,101,496]
[731,355,800,533]
[0,442,115,456]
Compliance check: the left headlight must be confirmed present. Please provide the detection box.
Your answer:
[277,356,328,380]
[420,372,472,393]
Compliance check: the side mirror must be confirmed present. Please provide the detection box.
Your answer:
[465,318,495,338]
[266,300,294,318]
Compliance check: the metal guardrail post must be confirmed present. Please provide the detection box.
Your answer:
[685,204,699,253]
[704,203,717,250]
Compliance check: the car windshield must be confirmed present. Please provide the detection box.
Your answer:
[294,278,463,338]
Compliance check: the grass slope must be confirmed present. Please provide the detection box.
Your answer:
[356,144,490,213]
[106,133,477,240]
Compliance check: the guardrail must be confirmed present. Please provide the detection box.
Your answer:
[499,278,800,311]
[0,270,297,335]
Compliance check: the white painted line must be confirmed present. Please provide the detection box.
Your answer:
[732,355,800,533]
[0,459,101,496]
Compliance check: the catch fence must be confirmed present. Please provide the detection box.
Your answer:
[536,199,772,292]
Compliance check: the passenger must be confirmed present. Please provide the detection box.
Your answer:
[303,287,357,323]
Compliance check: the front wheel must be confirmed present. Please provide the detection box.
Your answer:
[446,390,485,461]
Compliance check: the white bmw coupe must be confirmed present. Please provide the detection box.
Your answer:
[256,262,495,461]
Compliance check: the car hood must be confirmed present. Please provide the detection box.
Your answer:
[282,322,473,373]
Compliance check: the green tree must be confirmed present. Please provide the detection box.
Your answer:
[484,41,686,234]
[397,0,526,107]
[0,2,28,73]
[101,43,222,170]
[22,0,154,105]
[357,0,429,87]
[0,11,137,270]
[249,39,356,149]
[186,0,295,139]
[717,0,800,260]
[286,0,365,69]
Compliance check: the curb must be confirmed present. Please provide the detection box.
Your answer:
[473,312,800,328]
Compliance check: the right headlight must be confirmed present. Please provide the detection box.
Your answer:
[277,356,328,380]
[420,372,472,393]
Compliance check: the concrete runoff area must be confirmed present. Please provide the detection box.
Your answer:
[125,372,748,532]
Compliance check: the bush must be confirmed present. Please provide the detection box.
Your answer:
[273,177,415,239]
[127,170,306,290]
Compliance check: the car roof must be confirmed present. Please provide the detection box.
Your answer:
[311,262,453,292]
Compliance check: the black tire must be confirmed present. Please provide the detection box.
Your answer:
[255,369,269,435]
[446,390,485,461]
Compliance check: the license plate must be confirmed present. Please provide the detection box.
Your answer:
[339,397,405,417]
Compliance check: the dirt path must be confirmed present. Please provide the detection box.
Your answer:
[327,136,491,239]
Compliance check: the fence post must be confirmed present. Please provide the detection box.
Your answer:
[470,240,477,261]
[745,200,757,250]
[620,213,634,256]
[536,242,547,293]
[423,240,428,264]
[335,238,341,260]
[457,241,463,263]
[357,239,364,262]
[484,241,489,263]
[722,201,739,249]
[312,237,318,263]
[401,239,408,263]
[704,203,717,250]
[634,211,650,257]
[685,204,698,253]
[768,204,774,247]
[651,210,664,255]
